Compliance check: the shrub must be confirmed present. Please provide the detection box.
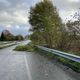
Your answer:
[14,43,34,52]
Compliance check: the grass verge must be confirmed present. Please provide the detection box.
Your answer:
[14,43,34,52]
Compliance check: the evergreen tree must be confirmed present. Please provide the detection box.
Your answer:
[0,32,5,41]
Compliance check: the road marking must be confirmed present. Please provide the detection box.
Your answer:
[24,54,32,80]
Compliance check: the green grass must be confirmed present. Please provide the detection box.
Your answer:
[57,57,80,72]
[14,43,34,52]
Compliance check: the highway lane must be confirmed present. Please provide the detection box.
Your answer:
[0,41,80,80]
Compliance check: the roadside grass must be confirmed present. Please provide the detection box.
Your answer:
[57,56,80,72]
[14,43,35,52]
[36,47,80,73]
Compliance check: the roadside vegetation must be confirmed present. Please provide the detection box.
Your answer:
[0,30,24,41]
[28,0,80,72]
[29,0,80,56]
[14,43,34,52]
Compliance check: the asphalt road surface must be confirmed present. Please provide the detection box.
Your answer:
[0,41,80,80]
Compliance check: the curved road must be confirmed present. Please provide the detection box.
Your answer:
[0,41,80,80]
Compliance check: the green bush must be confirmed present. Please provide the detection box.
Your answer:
[14,43,34,52]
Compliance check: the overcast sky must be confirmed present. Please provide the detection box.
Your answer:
[0,0,80,36]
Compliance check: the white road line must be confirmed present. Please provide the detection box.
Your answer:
[24,54,32,80]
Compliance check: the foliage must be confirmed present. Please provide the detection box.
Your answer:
[0,32,5,41]
[15,35,24,41]
[0,30,24,41]
[29,0,80,56]
[66,20,80,54]
[28,0,80,72]
[29,0,63,48]
[14,43,34,52]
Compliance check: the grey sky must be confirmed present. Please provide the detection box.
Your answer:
[0,0,80,36]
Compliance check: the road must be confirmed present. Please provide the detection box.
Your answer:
[0,41,80,80]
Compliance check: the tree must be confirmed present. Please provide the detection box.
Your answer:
[0,32,5,41]
[0,30,16,41]
[0,30,22,41]
[66,20,80,53]
[29,0,63,48]
[15,35,24,41]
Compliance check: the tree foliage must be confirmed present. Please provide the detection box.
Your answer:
[29,0,63,48]
[15,35,24,41]
[0,32,5,41]
[0,30,24,41]
[66,20,80,52]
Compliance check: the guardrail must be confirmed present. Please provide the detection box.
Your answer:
[0,42,17,49]
[0,42,8,45]
[37,46,80,63]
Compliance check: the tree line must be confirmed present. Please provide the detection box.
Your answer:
[29,0,80,55]
[0,30,24,41]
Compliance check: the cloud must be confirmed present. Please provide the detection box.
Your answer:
[53,0,80,22]
[6,24,12,28]
[68,0,79,2]
[0,0,80,35]
[0,0,30,35]
[13,10,29,24]
[59,10,77,22]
